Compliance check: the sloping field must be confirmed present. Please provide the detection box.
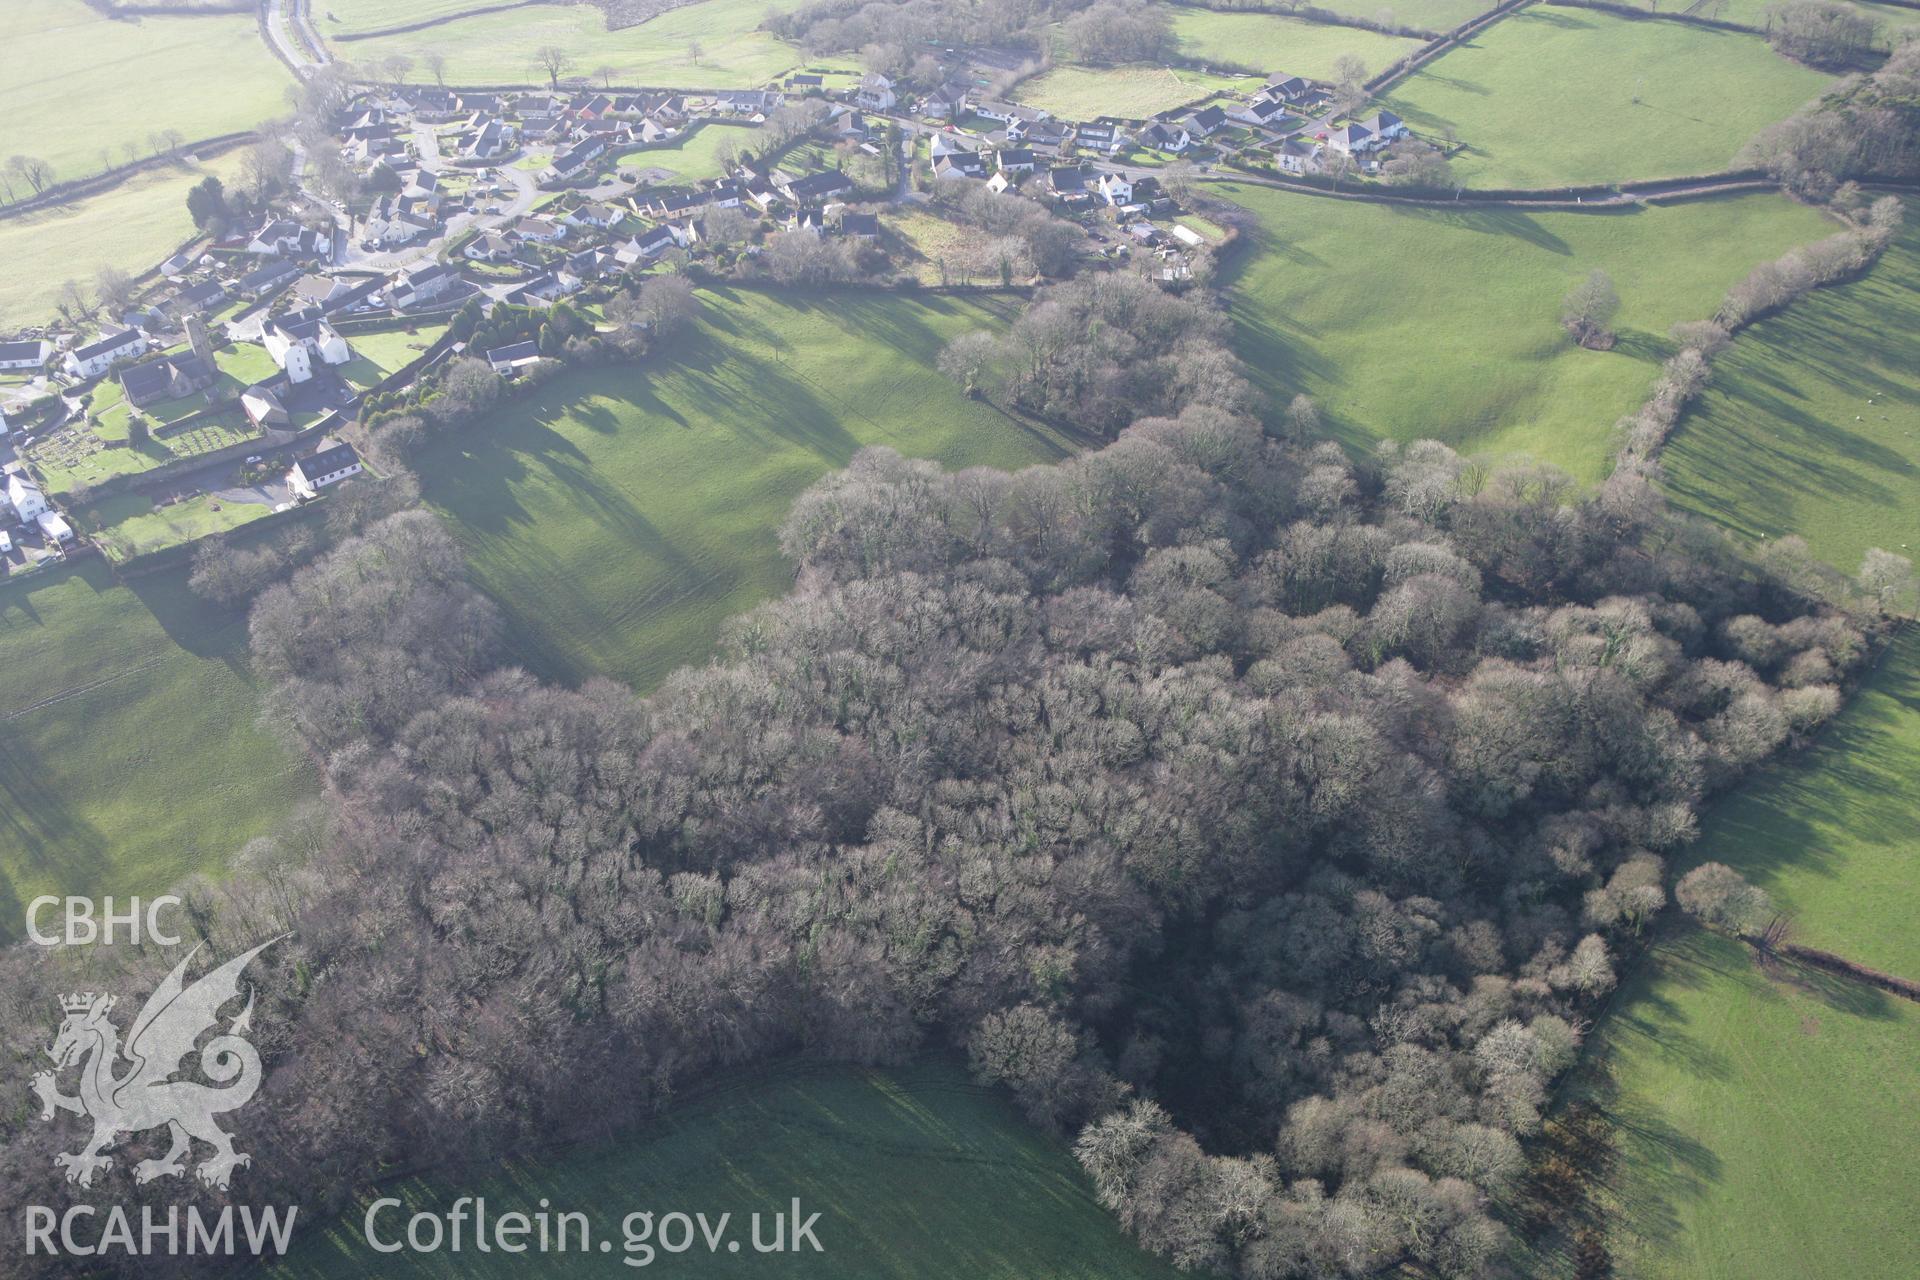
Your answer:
[0,0,290,185]
[1662,225,1920,574]
[1216,183,1834,479]
[1576,926,1920,1280]
[316,0,509,37]
[341,0,819,89]
[1167,7,1425,78]
[0,562,314,936]
[1380,8,1833,188]
[1014,65,1246,119]
[264,1063,1181,1279]
[0,152,247,328]
[420,288,1077,691]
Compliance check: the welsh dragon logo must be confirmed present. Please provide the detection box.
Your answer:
[31,937,282,1191]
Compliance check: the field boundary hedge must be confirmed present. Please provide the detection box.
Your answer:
[0,134,257,224]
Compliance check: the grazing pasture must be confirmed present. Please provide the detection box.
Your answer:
[0,0,290,187]
[1214,183,1834,479]
[1167,7,1425,79]
[316,0,510,37]
[0,562,313,936]
[264,1063,1181,1279]
[1380,8,1833,188]
[342,0,821,89]
[0,153,248,329]
[1015,65,1246,119]
[1571,926,1920,1280]
[1662,225,1920,574]
[1296,0,1496,31]
[419,288,1077,691]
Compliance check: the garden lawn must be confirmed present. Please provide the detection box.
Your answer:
[1168,6,1425,78]
[1661,224,1920,574]
[1568,926,1920,1280]
[1216,183,1834,479]
[0,0,291,186]
[263,1062,1181,1280]
[83,491,276,562]
[0,152,246,329]
[1380,8,1833,188]
[1015,66,1246,120]
[419,288,1078,691]
[343,0,818,89]
[0,561,313,937]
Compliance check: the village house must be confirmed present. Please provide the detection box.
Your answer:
[778,170,856,206]
[0,339,50,373]
[996,148,1038,175]
[247,219,331,260]
[486,341,544,374]
[237,259,303,298]
[1138,122,1192,154]
[1231,96,1290,129]
[264,310,352,384]
[172,280,227,315]
[291,274,362,311]
[389,260,462,311]
[464,231,517,262]
[985,170,1016,195]
[933,152,988,181]
[1324,122,1374,156]
[919,83,969,119]
[855,74,897,112]
[120,352,215,409]
[6,471,48,522]
[565,202,622,230]
[1264,75,1310,102]
[972,99,1050,127]
[547,137,608,182]
[1073,122,1128,154]
[1275,137,1325,174]
[467,118,518,160]
[1184,105,1228,138]
[63,329,145,379]
[1362,111,1409,145]
[288,440,362,500]
[614,225,678,266]
[513,215,567,243]
[1095,171,1134,206]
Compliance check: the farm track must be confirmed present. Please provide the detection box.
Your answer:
[0,656,170,722]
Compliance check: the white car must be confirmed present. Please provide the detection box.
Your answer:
[0,530,12,554]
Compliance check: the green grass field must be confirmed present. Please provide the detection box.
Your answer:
[1570,926,1920,1280]
[264,1062,1180,1279]
[1168,6,1426,78]
[1296,0,1496,31]
[0,151,247,329]
[1701,0,1920,37]
[420,288,1078,691]
[0,561,314,936]
[1674,630,1920,978]
[1380,8,1833,188]
[619,121,755,183]
[0,0,291,187]
[1015,65,1246,120]
[316,0,500,36]
[1662,225,1920,574]
[343,0,818,89]
[1215,183,1834,479]
[1563,631,1920,1279]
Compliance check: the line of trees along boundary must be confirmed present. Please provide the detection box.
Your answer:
[328,0,558,42]
[1364,0,1535,95]
[0,133,257,224]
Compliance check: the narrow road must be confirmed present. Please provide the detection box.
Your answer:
[263,0,329,73]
